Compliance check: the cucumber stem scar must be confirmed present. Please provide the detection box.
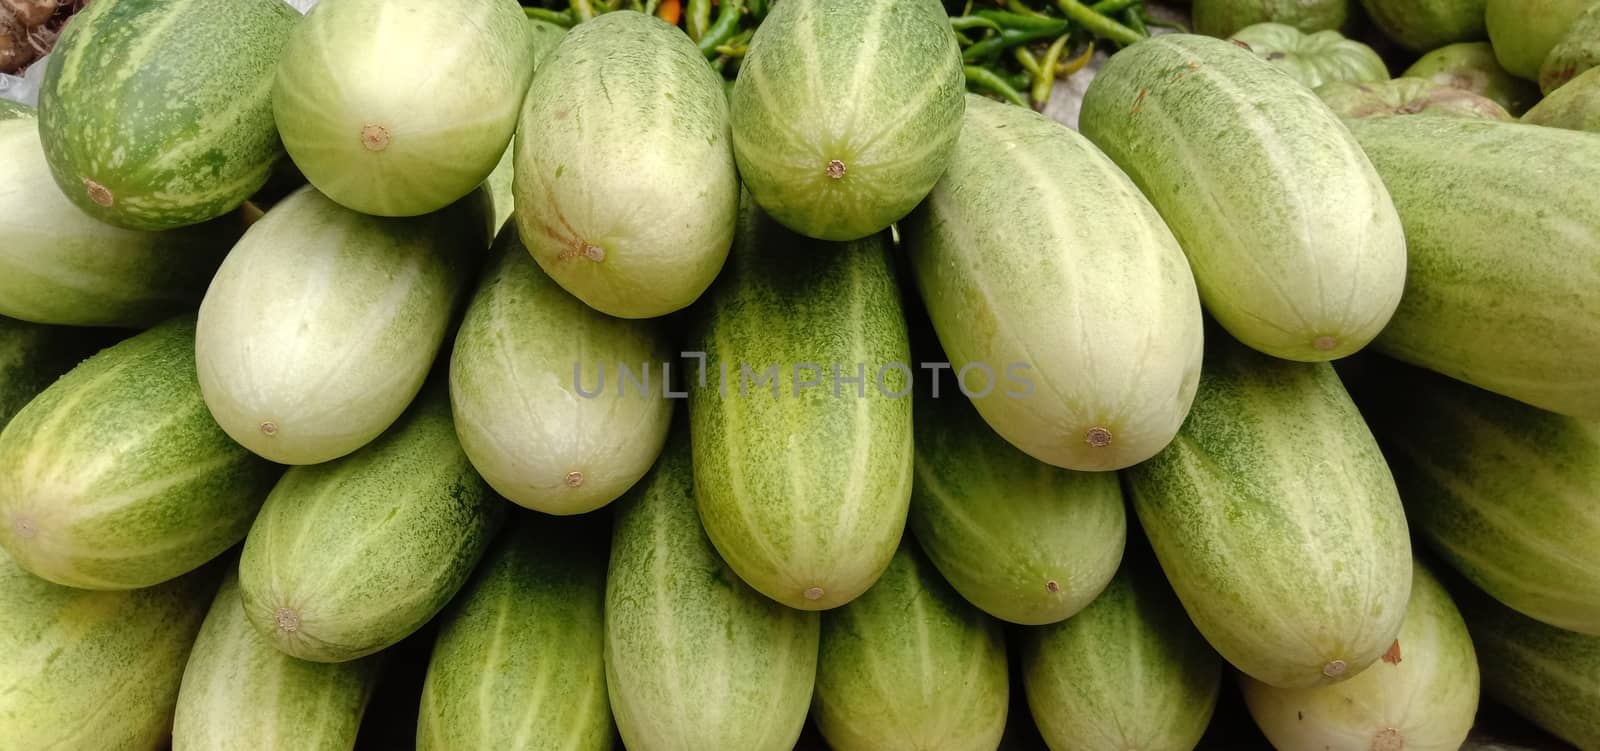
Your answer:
[826,159,846,179]
[1046,580,1060,593]
[565,471,584,488]
[1322,659,1347,677]
[361,124,391,152]
[1372,728,1404,751]
[84,178,114,207]
[1313,335,1339,352]
[275,607,301,633]
[803,586,824,601]
[1085,426,1113,448]
[260,421,279,436]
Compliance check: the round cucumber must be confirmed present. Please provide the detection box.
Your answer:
[730,0,964,241]
[1524,64,1600,130]
[1403,42,1541,115]
[1193,0,1349,37]
[1230,23,1390,90]
[1357,0,1488,52]
[1486,0,1598,80]
[1316,78,1514,120]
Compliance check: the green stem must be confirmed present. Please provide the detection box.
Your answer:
[571,0,598,22]
[748,0,767,19]
[1053,0,1142,46]
[1005,0,1047,15]
[975,9,1071,32]
[698,0,746,57]
[1032,34,1069,108]
[1013,47,1043,77]
[525,6,577,25]
[962,24,1072,62]
[964,65,1030,107]
[1122,7,1149,37]
[687,0,712,41]
[950,15,1003,32]
[1089,0,1138,13]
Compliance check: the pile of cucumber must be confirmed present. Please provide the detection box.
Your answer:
[0,0,1597,749]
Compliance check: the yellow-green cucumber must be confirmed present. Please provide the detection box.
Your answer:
[903,94,1202,472]
[605,427,818,751]
[237,383,508,662]
[1541,2,1600,92]
[1230,23,1390,90]
[173,569,381,751]
[419,513,613,751]
[1126,333,1413,689]
[483,18,567,233]
[1348,116,1600,419]
[1403,41,1541,115]
[0,317,104,430]
[0,316,280,590]
[449,225,672,515]
[1191,0,1349,38]
[514,11,737,319]
[1315,78,1513,120]
[1356,0,1488,52]
[1524,64,1600,130]
[196,186,487,466]
[1080,34,1406,362]
[1485,0,1599,80]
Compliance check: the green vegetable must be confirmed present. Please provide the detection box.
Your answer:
[1230,23,1390,90]
[1540,2,1600,93]
[1524,64,1600,129]
[1316,78,1513,120]
[1403,41,1540,114]
[1192,0,1348,37]
[1357,0,1487,52]
[1485,0,1598,80]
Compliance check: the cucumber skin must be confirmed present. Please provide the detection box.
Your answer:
[0,317,103,431]
[1540,3,1600,94]
[1357,0,1488,52]
[1348,116,1600,419]
[1192,0,1349,37]
[1315,78,1513,121]
[1524,65,1600,130]
[1080,34,1406,363]
[1485,0,1596,80]
[1403,42,1541,115]
[1230,24,1390,90]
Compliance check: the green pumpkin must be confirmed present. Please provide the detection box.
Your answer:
[1231,23,1390,89]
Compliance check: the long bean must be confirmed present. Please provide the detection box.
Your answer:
[1052,0,1143,45]
[698,0,746,57]
[525,6,576,25]
[962,24,1072,62]
[687,0,712,41]
[950,15,1004,33]
[975,9,1071,32]
[1090,0,1139,13]
[965,65,1030,107]
[1123,8,1149,37]
[1032,34,1069,108]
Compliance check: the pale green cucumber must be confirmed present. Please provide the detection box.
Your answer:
[1315,78,1514,120]
[0,317,102,430]
[1020,551,1222,751]
[1192,0,1349,37]
[481,19,567,234]
[0,549,218,751]
[903,94,1202,472]
[449,225,672,515]
[0,316,280,590]
[1542,3,1600,93]
[1242,560,1480,751]
[1524,64,1600,129]
[195,185,486,466]
[1125,333,1413,689]
[1230,23,1390,90]
[173,569,381,751]
[1080,34,1406,362]
[908,387,1125,626]
[687,197,912,611]
[1348,116,1600,418]
[606,428,818,751]
[514,10,737,319]
[237,383,508,662]
[1404,42,1540,115]
[1357,0,1488,52]
[419,513,613,751]
[1486,0,1598,80]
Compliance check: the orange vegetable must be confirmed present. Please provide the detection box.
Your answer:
[658,0,682,25]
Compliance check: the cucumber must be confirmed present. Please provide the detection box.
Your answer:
[1231,24,1390,90]
[173,569,381,751]
[1347,116,1600,418]
[812,541,1008,751]
[481,19,566,235]
[36,0,297,230]
[0,99,28,119]
[1356,0,1487,52]
[1079,34,1406,363]
[419,513,613,751]
[0,549,217,751]
[1241,560,1480,751]
[908,385,1126,626]
[1541,3,1600,93]
[1403,42,1541,115]
[450,218,672,516]
[0,316,280,590]
[903,94,1202,472]
[237,383,508,663]
[1125,333,1413,689]
[1192,0,1349,37]
[1020,551,1222,751]
[0,317,103,430]
[1524,65,1600,130]
[687,197,912,611]
[196,185,486,466]
[1486,0,1598,80]
[730,0,965,241]
[605,428,818,751]
[1316,78,1513,120]
[514,10,737,319]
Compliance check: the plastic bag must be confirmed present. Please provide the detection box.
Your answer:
[0,53,47,107]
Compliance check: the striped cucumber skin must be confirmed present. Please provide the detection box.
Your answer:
[173,569,380,751]
[419,513,613,751]
[687,197,913,611]
[1125,333,1413,689]
[1357,0,1487,52]
[908,389,1126,626]
[514,11,737,319]
[1404,42,1541,115]
[904,94,1203,472]
[449,225,672,515]
[1020,553,1222,751]
[1229,24,1390,90]
[730,0,965,242]
[813,541,1009,751]
[0,317,103,431]
[1485,0,1596,80]
[196,186,487,466]
[1241,560,1480,751]
[0,100,28,119]
[237,384,508,663]
[0,549,218,751]
[1080,34,1406,363]
[605,429,818,751]
[275,0,535,218]
[1524,65,1600,130]
[36,0,296,230]
[0,317,280,590]
[1348,116,1600,419]
[0,109,238,328]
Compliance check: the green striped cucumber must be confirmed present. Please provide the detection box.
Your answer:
[605,428,818,751]
[196,186,486,466]
[688,197,912,611]
[1020,551,1222,751]
[1126,333,1413,689]
[1080,34,1406,363]
[237,383,508,662]
[173,569,380,751]
[419,513,612,751]
[450,224,672,515]
[36,0,297,230]
[812,541,1008,751]
[908,387,1125,626]
[1241,560,1480,751]
[1356,0,1487,52]
[0,548,218,751]
[1541,3,1600,92]
[1403,42,1541,115]
[1348,116,1600,418]
[1486,0,1598,79]
[1315,78,1514,120]
[1456,580,1600,750]
[0,104,239,327]
[0,99,28,119]
[1192,0,1349,37]
[0,317,103,431]
[0,316,280,590]
[1524,65,1600,130]
[275,0,535,217]
[514,10,737,319]
[903,94,1203,472]
[1231,24,1389,90]
[730,0,965,242]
